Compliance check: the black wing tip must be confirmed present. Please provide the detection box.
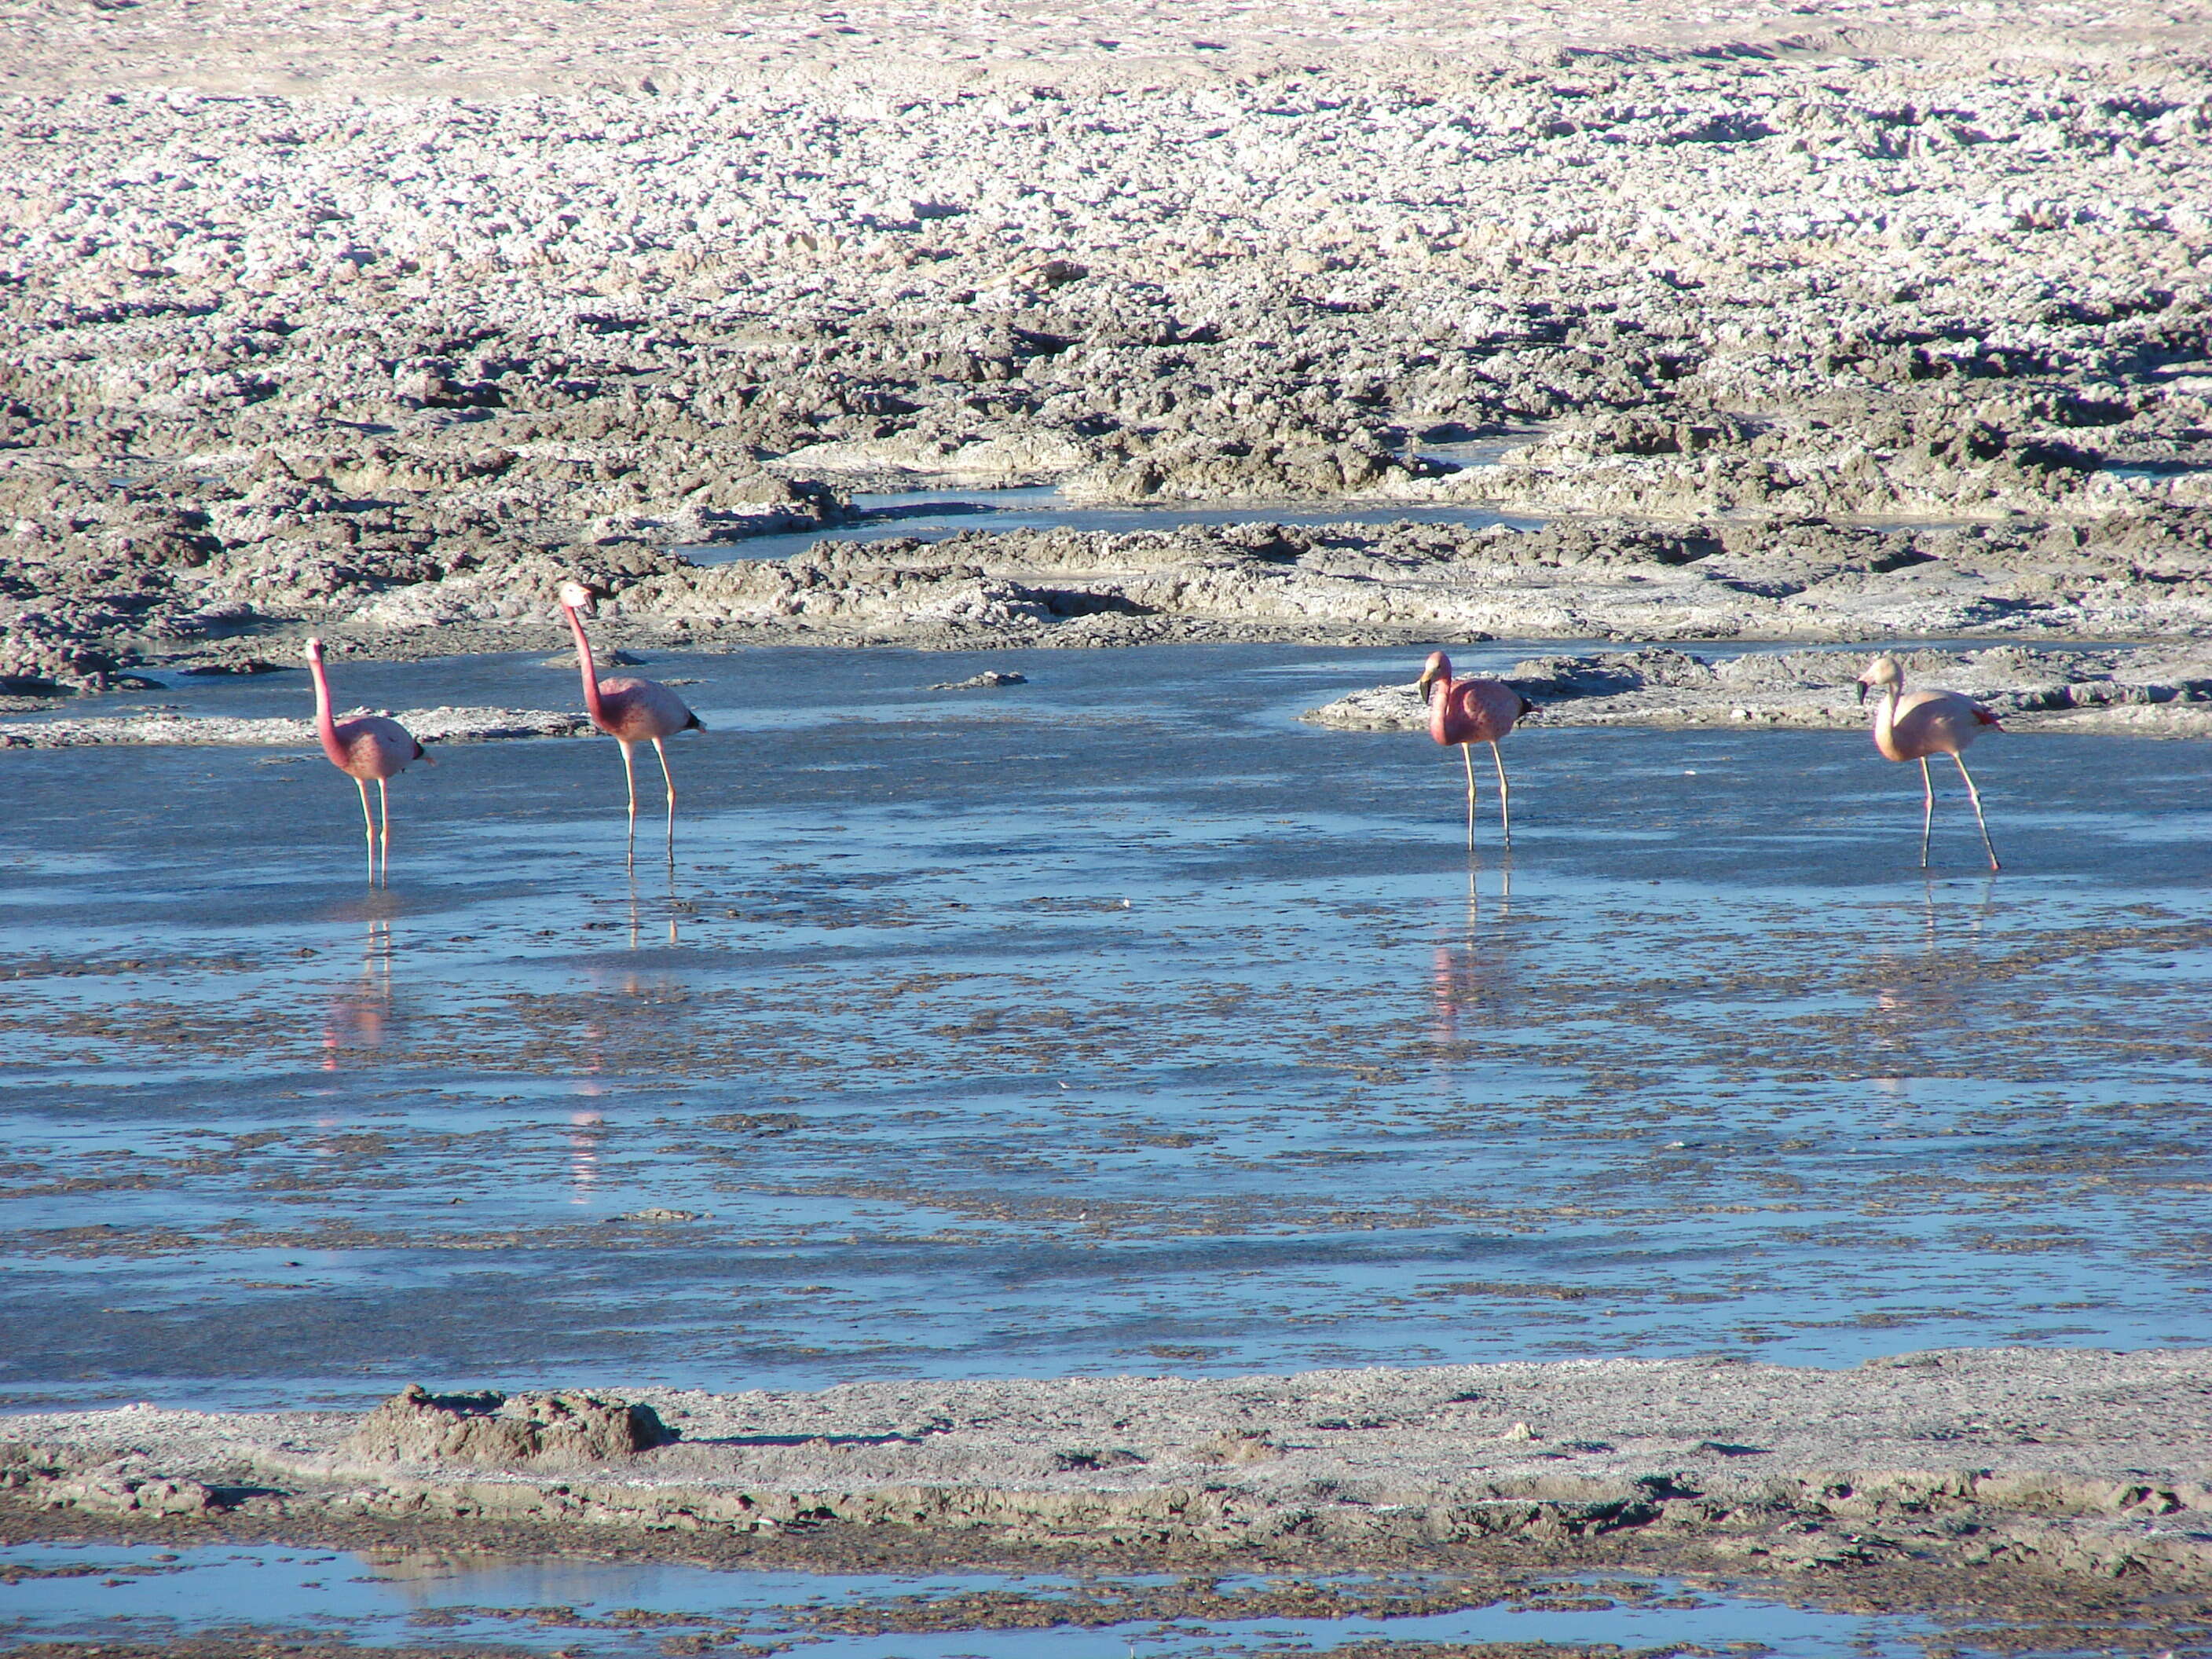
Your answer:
[687,712,706,731]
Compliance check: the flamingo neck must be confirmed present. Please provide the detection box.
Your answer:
[563,603,606,722]
[1426,672,1456,743]
[307,651,349,767]
[1870,683,1903,758]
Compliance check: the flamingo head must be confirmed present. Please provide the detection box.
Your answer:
[1855,654,1903,705]
[303,635,324,663]
[1415,650,1452,701]
[558,579,596,613]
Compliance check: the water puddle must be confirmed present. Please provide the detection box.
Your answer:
[2103,461,2208,480]
[0,1543,1957,1656]
[674,483,1542,564]
[2,643,2209,1411]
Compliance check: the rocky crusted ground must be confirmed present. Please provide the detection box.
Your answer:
[2,2,2210,691]
[13,509,2210,704]
[0,704,591,749]
[5,1352,2210,1589]
[1306,640,2212,737]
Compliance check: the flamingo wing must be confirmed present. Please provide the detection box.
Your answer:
[1892,690,1995,755]
[1455,679,1525,743]
[331,715,419,778]
[595,676,698,742]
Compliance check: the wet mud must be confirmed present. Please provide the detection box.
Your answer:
[0,1491,2207,1656]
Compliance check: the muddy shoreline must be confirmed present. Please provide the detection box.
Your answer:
[1304,640,2212,737]
[12,633,2209,747]
[6,1353,2210,1591]
[7,509,2212,700]
[7,1354,2212,1650]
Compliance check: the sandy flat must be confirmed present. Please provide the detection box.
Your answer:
[6,1351,2211,1584]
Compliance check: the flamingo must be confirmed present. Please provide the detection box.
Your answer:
[1855,654,2001,871]
[1415,650,1536,848]
[304,636,427,888]
[558,580,703,857]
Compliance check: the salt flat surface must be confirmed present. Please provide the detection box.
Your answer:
[7,0,2203,95]
[5,0,2210,688]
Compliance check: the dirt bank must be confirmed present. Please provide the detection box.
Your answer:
[5,1351,2210,1593]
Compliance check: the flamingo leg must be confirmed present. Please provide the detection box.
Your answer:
[617,739,639,862]
[354,777,375,887]
[1459,742,1477,850]
[652,737,676,857]
[1490,740,1511,848]
[1918,756,1934,868]
[377,777,391,888]
[1951,752,2001,872]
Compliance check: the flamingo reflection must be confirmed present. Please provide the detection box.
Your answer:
[1864,877,1995,1060]
[1428,870,1517,1049]
[628,862,681,948]
[320,918,395,1072]
[569,1109,606,1203]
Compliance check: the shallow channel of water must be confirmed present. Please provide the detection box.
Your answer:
[0,1540,1959,1657]
[1,642,2209,1412]
[673,475,1543,563]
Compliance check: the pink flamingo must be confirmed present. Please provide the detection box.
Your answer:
[1856,654,2001,870]
[558,580,703,856]
[305,636,427,888]
[1415,650,1536,848]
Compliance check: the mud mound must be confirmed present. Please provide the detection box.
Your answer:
[340,1384,676,1468]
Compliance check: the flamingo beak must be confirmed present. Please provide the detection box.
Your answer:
[1856,680,1869,705]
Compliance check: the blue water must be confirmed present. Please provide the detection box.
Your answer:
[0,1543,1940,1657]
[0,642,2207,1413]
[675,483,1542,562]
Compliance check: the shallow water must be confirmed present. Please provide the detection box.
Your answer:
[674,483,1542,563]
[0,1541,1952,1657]
[2,642,2210,1412]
